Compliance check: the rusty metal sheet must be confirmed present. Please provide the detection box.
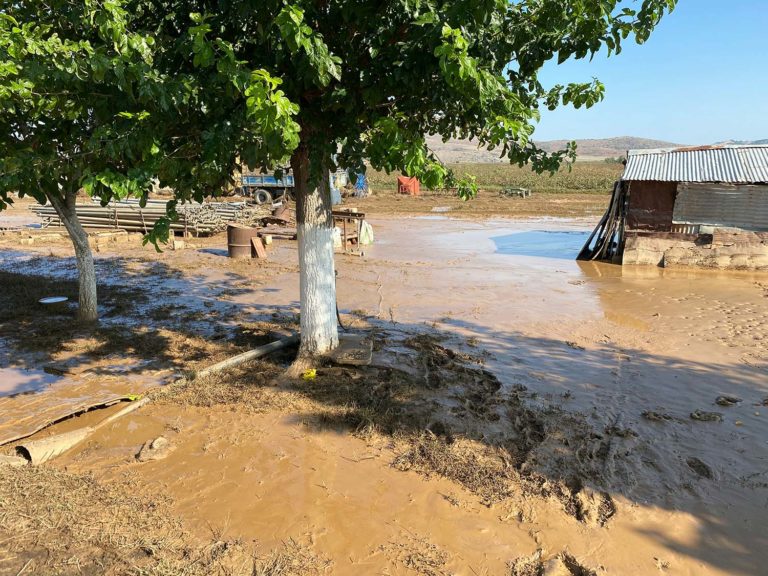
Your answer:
[626,181,677,231]
[673,183,768,231]
[0,370,169,446]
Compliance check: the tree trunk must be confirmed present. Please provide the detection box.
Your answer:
[291,140,339,356]
[48,190,98,323]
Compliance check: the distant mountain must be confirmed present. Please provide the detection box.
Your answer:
[717,139,768,146]
[535,137,682,160]
[426,135,682,163]
[426,135,768,163]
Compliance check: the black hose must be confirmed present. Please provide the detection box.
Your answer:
[335,270,349,331]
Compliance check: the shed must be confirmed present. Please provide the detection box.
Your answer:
[579,145,768,270]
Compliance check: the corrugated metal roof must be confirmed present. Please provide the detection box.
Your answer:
[622,145,768,183]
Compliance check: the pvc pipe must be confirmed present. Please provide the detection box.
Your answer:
[195,334,300,379]
[15,397,150,465]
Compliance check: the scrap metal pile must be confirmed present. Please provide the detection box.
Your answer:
[32,198,271,236]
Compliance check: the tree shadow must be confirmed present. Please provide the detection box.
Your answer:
[256,316,766,575]
[0,249,296,397]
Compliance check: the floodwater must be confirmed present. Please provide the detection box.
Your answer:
[0,367,60,396]
[491,229,590,259]
[59,406,540,574]
[5,215,768,575]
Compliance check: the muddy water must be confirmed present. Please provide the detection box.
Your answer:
[60,406,538,574]
[11,216,768,574]
[0,366,60,396]
[309,218,604,328]
[233,218,767,574]
[62,402,732,576]
[0,368,170,445]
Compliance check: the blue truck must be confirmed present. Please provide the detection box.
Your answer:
[236,172,295,204]
[236,169,359,205]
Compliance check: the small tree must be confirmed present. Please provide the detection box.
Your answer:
[0,2,162,321]
[148,0,674,355]
[0,1,295,322]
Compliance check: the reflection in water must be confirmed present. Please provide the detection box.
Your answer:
[0,367,60,397]
[492,230,589,260]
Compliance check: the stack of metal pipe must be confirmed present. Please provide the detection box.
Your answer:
[31,198,269,236]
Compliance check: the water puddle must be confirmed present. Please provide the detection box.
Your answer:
[0,367,60,397]
[411,214,451,220]
[491,230,589,259]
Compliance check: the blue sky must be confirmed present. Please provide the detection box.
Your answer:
[535,1,768,144]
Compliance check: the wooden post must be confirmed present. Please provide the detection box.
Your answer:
[251,236,268,259]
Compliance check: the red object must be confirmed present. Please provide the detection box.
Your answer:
[397,176,420,196]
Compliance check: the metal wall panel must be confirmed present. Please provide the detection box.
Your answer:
[673,183,768,231]
[626,181,677,231]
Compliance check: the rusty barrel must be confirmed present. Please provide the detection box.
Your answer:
[227,224,259,259]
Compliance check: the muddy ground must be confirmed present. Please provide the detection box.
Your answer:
[352,189,609,219]
[0,196,767,576]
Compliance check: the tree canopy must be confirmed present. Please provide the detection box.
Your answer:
[2,0,677,230]
[0,0,299,238]
[0,1,157,206]
[135,0,675,197]
[1,0,675,340]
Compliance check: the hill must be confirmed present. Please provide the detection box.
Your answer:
[535,136,682,160]
[717,139,768,146]
[426,135,681,163]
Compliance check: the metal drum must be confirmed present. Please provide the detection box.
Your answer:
[227,224,258,259]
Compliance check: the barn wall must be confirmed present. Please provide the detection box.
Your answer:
[673,183,768,231]
[625,180,678,231]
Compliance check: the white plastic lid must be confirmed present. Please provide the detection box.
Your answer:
[38,296,69,305]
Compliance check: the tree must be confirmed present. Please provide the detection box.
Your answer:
[0,1,162,321]
[145,0,674,355]
[0,1,296,322]
[3,0,676,352]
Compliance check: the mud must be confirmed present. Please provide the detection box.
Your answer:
[0,464,326,575]
[509,550,599,576]
[1,209,767,575]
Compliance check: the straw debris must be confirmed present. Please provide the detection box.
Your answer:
[0,465,325,575]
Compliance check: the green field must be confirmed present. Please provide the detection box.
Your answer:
[365,161,623,194]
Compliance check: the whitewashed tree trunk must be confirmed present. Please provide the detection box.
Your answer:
[291,142,339,356]
[48,189,98,323]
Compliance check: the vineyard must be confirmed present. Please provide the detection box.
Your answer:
[366,161,623,194]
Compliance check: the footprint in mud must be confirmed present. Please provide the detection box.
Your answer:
[642,410,673,422]
[509,550,598,576]
[690,410,723,422]
[715,395,742,407]
[686,457,714,480]
[574,487,616,527]
[136,436,175,462]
